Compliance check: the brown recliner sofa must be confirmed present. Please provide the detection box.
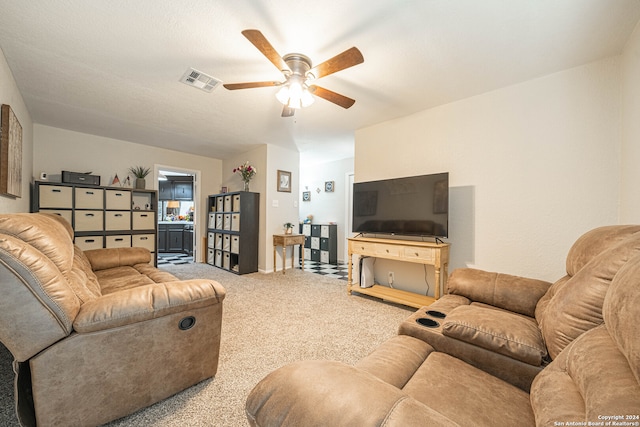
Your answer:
[245,251,640,426]
[399,225,640,390]
[0,213,226,427]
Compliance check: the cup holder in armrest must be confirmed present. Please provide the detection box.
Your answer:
[426,310,446,319]
[416,318,440,328]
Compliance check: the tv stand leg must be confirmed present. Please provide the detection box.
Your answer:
[347,252,353,294]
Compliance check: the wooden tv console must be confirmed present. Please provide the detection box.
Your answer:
[347,237,450,308]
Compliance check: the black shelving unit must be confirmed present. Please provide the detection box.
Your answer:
[206,191,259,274]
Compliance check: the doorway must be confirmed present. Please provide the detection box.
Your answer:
[154,165,201,265]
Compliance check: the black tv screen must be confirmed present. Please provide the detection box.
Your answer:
[352,172,449,238]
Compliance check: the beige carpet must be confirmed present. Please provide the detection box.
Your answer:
[0,264,413,426]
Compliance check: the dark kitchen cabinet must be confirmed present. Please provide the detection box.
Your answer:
[168,228,183,251]
[158,177,193,201]
[158,223,190,253]
[173,181,193,201]
[159,181,173,200]
[183,226,193,255]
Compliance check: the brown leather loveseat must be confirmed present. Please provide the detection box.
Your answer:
[0,213,226,426]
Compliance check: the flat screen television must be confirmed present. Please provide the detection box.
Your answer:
[352,172,449,238]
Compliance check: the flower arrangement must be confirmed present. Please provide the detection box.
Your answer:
[233,161,257,191]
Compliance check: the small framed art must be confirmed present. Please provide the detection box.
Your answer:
[0,104,22,198]
[277,170,291,192]
[324,181,334,192]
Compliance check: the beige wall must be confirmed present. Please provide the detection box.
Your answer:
[33,124,223,260]
[222,144,268,271]
[299,157,354,263]
[0,47,33,213]
[355,57,622,291]
[621,20,640,222]
[222,144,299,273]
[266,144,300,272]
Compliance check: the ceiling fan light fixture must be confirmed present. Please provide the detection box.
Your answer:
[276,85,290,105]
[300,87,315,107]
[275,82,314,109]
[226,30,363,116]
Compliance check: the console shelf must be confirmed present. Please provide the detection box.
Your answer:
[347,237,450,309]
[348,284,436,308]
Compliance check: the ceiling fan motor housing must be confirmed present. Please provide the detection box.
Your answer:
[283,53,313,80]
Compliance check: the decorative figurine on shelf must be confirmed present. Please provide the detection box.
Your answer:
[233,161,256,191]
[304,214,313,224]
[284,222,295,234]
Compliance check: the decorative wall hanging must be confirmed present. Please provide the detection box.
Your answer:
[0,104,22,198]
[277,170,291,192]
[302,191,311,202]
[324,181,334,192]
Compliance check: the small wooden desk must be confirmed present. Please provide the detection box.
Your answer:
[273,234,306,274]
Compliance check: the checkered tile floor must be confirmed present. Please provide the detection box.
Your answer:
[157,253,194,265]
[303,260,349,280]
[157,254,348,280]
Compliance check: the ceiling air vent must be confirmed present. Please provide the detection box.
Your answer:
[179,68,221,92]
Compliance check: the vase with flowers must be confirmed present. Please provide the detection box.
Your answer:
[233,161,257,191]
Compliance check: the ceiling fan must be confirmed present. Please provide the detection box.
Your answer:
[223,29,364,117]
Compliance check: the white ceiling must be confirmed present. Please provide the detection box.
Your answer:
[1,1,639,164]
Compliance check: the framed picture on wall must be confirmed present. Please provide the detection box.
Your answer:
[302,191,311,202]
[0,104,22,198]
[324,181,334,192]
[277,170,291,192]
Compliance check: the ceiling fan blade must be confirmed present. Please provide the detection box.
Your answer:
[223,81,280,90]
[308,85,356,109]
[241,29,291,73]
[309,47,364,79]
[281,105,295,117]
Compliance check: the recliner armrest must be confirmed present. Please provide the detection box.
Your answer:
[447,268,551,317]
[246,360,460,427]
[83,247,151,271]
[442,305,547,366]
[73,279,226,333]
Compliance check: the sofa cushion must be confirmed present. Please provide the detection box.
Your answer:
[67,247,102,303]
[402,352,535,427]
[446,268,550,317]
[95,266,157,294]
[531,253,640,424]
[133,262,181,283]
[603,254,640,383]
[531,326,640,424]
[84,247,151,271]
[356,335,434,388]
[537,231,640,359]
[564,225,640,276]
[442,305,546,366]
[0,213,74,275]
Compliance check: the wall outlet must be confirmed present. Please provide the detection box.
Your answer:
[388,271,394,285]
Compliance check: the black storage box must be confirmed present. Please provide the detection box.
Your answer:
[62,171,100,186]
